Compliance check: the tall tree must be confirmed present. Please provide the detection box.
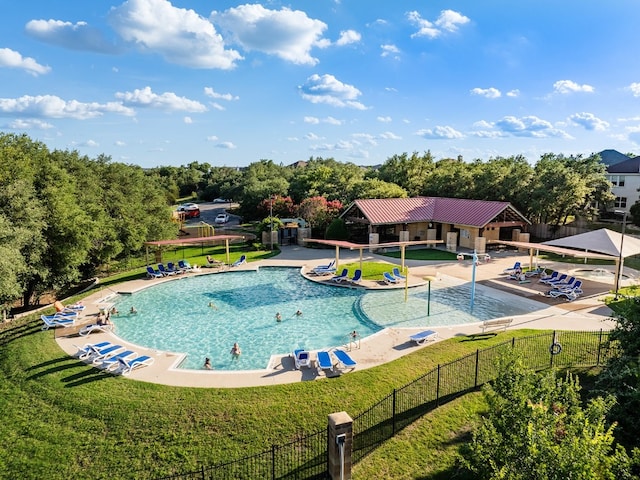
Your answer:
[375,151,434,197]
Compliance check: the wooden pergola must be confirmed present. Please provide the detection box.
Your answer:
[303,238,444,271]
[144,234,246,266]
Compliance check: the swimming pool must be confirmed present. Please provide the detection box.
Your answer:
[110,267,542,371]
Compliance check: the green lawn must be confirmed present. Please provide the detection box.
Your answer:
[0,309,547,479]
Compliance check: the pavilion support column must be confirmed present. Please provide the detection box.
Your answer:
[335,245,340,268]
[401,245,406,270]
[225,239,230,265]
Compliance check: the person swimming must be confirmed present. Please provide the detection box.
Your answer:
[275,312,282,322]
[230,342,242,356]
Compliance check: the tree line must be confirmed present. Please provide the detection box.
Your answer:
[0,132,615,312]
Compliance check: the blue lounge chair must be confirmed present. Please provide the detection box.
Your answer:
[316,259,335,270]
[41,314,76,330]
[349,269,362,285]
[231,255,246,267]
[167,262,184,274]
[82,344,123,363]
[73,341,111,359]
[539,271,560,284]
[113,355,155,375]
[178,260,193,271]
[392,267,406,280]
[78,323,114,336]
[545,273,568,286]
[146,266,163,278]
[93,350,137,369]
[317,351,333,372]
[311,260,336,275]
[333,349,357,370]
[293,349,311,369]
[383,271,398,284]
[331,268,349,282]
[503,261,521,274]
[157,263,177,276]
[409,330,438,345]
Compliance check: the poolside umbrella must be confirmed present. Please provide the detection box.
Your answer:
[542,228,640,258]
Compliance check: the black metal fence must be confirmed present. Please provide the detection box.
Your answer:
[155,330,614,479]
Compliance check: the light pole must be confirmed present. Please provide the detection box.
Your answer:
[614,210,627,299]
[424,275,436,316]
[269,195,274,251]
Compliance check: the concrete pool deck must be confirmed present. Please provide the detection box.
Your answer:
[54,245,622,388]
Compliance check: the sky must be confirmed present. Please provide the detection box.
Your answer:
[1,0,640,169]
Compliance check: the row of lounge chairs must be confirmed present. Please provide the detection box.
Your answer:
[383,268,406,285]
[147,256,247,278]
[292,348,357,375]
[73,341,155,375]
[330,268,362,285]
[540,272,583,301]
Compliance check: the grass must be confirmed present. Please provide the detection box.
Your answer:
[382,248,459,261]
[0,311,550,479]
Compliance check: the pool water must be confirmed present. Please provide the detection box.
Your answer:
[110,268,540,371]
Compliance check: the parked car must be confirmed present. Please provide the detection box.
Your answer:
[177,203,200,218]
[214,213,229,224]
[213,198,229,203]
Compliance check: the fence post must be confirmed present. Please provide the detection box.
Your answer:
[392,389,397,436]
[597,329,603,366]
[327,411,353,480]
[272,444,276,480]
[474,349,480,388]
[201,465,205,480]
[436,365,441,407]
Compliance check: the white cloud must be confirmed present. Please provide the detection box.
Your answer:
[408,10,470,39]
[379,131,402,140]
[215,141,236,149]
[310,140,355,151]
[0,94,134,119]
[206,135,219,141]
[352,133,378,146]
[569,112,609,131]
[83,139,99,147]
[299,74,367,109]
[25,19,121,54]
[7,119,54,130]
[115,86,207,112]
[114,140,126,146]
[0,48,51,76]
[304,116,320,124]
[377,116,392,123]
[304,132,322,140]
[183,116,193,124]
[470,87,501,99]
[627,82,640,97]
[204,87,239,101]
[495,115,571,138]
[416,125,464,139]
[336,30,361,46]
[304,116,343,125]
[553,80,594,94]
[212,4,326,65]
[210,103,225,111]
[619,116,640,122]
[109,0,242,69]
[506,89,520,97]
[380,44,400,58]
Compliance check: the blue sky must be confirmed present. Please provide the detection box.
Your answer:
[1,0,640,168]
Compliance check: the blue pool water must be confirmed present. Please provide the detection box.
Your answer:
[110,267,541,371]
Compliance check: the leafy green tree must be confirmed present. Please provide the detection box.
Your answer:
[349,178,407,201]
[288,157,366,204]
[460,351,628,480]
[422,158,477,198]
[325,218,349,240]
[237,160,290,220]
[470,156,534,211]
[375,151,434,197]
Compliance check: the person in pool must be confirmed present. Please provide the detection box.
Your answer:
[275,312,282,322]
[230,342,242,356]
[203,357,212,369]
[295,310,303,317]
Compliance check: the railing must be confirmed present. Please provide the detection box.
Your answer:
[154,330,614,479]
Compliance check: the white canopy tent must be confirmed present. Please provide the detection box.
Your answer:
[543,228,640,294]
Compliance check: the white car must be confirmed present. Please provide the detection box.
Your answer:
[214,213,229,224]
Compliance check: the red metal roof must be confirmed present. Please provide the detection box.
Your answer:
[351,197,526,228]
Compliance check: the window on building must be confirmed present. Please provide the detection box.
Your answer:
[608,175,626,187]
[614,197,627,208]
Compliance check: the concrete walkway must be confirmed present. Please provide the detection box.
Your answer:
[54,245,623,388]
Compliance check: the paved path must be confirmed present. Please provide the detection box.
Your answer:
[54,245,622,388]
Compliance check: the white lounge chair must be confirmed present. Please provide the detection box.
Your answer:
[503,262,521,274]
[82,344,124,363]
[331,268,349,282]
[73,341,111,359]
[392,267,406,280]
[157,263,177,276]
[383,272,398,284]
[316,351,333,373]
[231,255,246,267]
[348,269,362,285]
[78,323,114,336]
[293,349,311,369]
[409,330,438,345]
[112,355,155,375]
[146,266,163,278]
[41,313,77,330]
[93,350,137,370]
[333,349,357,371]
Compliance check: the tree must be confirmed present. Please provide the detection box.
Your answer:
[460,351,629,479]
[375,151,434,197]
[288,157,366,204]
[325,218,349,240]
[349,178,407,200]
[297,196,342,235]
